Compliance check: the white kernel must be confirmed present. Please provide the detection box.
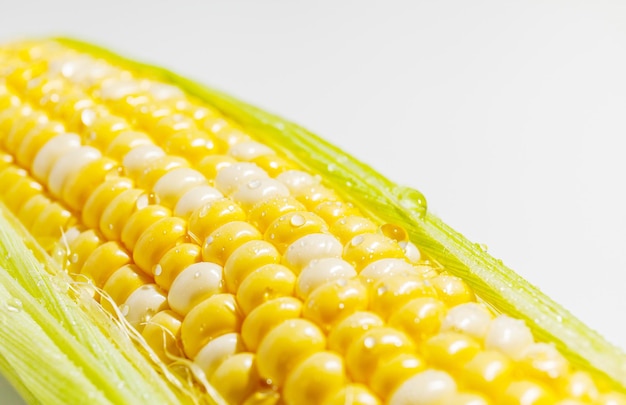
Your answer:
[484,315,534,360]
[122,144,165,179]
[228,141,275,161]
[152,167,207,208]
[520,342,569,379]
[194,332,245,379]
[123,284,168,332]
[401,240,421,264]
[100,78,141,100]
[388,369,457,405]
[441,302,493,340]
[283,233,343,273]
[214,162,268,195]
[296,257,357,299]
[146,82,184,100]
[359,258,416,285]
[32,133,81,183]
[276,170,320,195]
[173,185,223,218]
[168,262,223,316]
[47,146,101,197]
[231,177,289,209]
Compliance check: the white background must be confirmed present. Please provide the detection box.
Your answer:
[1,1,626,403]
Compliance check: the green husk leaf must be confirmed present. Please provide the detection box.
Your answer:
[0,205,199,404]
[54,37,626,392]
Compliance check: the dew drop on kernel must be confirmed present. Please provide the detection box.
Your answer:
[290,214,305,227]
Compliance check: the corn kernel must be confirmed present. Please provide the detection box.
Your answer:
[168,262,223,316]
[283,351,347,405]
[236,264,297,315]
[181,293,243,358]
[241,296,303,352]
[256,318,326,387]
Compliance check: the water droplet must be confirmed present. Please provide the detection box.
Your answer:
[364,337,376,348]
[153,265,162,276]
[69,253,79,263]
[194,271,201,279]
[350,235,364,246]
[247,179,262,189]
[120,304,130,316]
[395,185,428,218]
[290,214,305,227]
[6,298,22,313]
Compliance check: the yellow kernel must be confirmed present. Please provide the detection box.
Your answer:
[141,310,183,364]
[17,194,52,230]
[210,352,261,404]
[264,211,328,253]
[84,114,130,151]
[283,351,347,405]
[162,129,218,163]
[181,293,243,358]
[154,243,202,291]
[99,188,145,241]
[328,311,385,356]
[241,297,303,352]
[251,154,296,177]
[223,240,281,293]
[422,332,482,372]
[330,215,379,245]
[325,384,382,405]
[431,273,476,307]
[135,155,189,191]
[64,229,102,276]
[369,274,438,321]
[256,318,326,387]
[153,113,197,138]
[518,343,570,382]
[248,195,307,233]
[236,264,297,315]
[82,177,134,230]
[105,130,153,161]
[370,353,425,399]
[294,183,340,210]
[561,371,599,402]
[3,173,44,214]
[120,204,171,251]
[343,233,406,272]
[188,197,246,242]
[133,216,188,275]
[442,392,491,405]
[202,221,262,266]
[30,202,75,250]
[345,327,416,384]
[462,350,513,397]
[302,278,369,333]
[80,241,131,288]
[62,157,119,211]
[313,200,361,226]
[196,154,237,181]
[102,264,151,308]
[501,380,556,405]
[388,297,447,342]
[4,109,48,154]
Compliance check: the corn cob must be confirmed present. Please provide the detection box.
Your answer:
[0,38,625,405]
